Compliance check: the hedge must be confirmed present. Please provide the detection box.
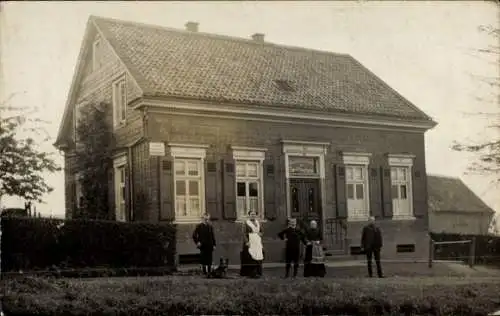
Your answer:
[0,217,176,273]
[3,276,500,315]
[430,233,500,267]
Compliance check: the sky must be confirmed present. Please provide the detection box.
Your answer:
[1,1,499,218]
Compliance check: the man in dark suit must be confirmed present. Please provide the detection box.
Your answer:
[192,213,216,277]
[361,216,384,278]
[278,218,306,278]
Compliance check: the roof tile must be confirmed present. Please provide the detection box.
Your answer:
[428,175,494,213]
[93,16,432,120]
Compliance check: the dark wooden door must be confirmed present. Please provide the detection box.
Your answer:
[289,179,322,231]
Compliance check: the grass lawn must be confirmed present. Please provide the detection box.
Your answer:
[2,263,500,316]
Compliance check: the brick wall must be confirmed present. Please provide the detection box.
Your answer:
[143,112,430,263]
[347,219,429,261]
[429,211,494,236]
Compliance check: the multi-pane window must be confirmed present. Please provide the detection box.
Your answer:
[236,161,261,219]
[175,159,203,219]
[112,77,126,126]
[346,165,369,219]
[289,156,319,177]
[115,165,126,221]
[391,166,411,217]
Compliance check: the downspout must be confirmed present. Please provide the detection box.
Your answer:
[128,146,134,221]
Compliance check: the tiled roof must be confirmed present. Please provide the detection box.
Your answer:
[92,16,432,121]
[428,175,494,213]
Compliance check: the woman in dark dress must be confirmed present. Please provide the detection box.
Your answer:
[240,210,264,278]
[304,220,326,277]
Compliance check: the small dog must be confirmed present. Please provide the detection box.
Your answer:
[210,257,229,278]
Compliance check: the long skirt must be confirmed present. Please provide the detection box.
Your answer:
[199,248,213,266]
[240,244,263,278]
[304,244,326,277]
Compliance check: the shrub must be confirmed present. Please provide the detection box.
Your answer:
[430,233,500,267]
[1,217,176,272]
[3,276,500,316]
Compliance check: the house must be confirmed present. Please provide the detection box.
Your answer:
[428,175,495,236]
[54,16,437,263]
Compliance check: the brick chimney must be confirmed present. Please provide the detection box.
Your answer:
[251,33,265,42]
[185,21,199,32]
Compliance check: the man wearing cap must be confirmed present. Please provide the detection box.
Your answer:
[278,218,306,278]
[361,216,384,278]
[192,213,216,277]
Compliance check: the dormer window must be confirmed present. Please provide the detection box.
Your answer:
[92,37,102,71]
[112,76,127,127]
[274,79,295,92]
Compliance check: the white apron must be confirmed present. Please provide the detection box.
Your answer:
[311,242,325,264]
[246,219,264,261]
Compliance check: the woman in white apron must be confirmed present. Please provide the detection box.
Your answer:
[240,210,264,278]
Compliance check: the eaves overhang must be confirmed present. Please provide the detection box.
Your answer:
[132,96,438,133]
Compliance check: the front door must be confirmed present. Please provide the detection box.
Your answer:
[289,179,322,231]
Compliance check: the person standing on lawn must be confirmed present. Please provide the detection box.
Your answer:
[240,210,264,278]
[278,218,306,278]
[361,216,384,278]
[192,213,216,277]
[304,220,326,277]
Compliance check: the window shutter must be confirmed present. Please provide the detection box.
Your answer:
[380,166,393,218]
[369,166,382,218]
[264,159,277,220]
[205,160,221,220]
[335,164,347,219]
[412,169,427,218]
[159,157,175,221]
[107,168,115,220]
[222,158,237,220]
[324,163,336,220]
[124,165,131,221]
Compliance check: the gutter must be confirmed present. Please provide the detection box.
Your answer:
[128,145,134,221]
[132,97,438,132]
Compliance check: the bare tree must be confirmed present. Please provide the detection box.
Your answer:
[452,25,500,184]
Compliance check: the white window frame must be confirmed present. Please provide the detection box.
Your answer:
[169,143,208,224]
[113,155,127,222]
[232,146,266,221]
[342,152,371,222]
[112,76,127,128]
[388,154,415,220]
[282,141,328,220]
[92,37,102,71]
